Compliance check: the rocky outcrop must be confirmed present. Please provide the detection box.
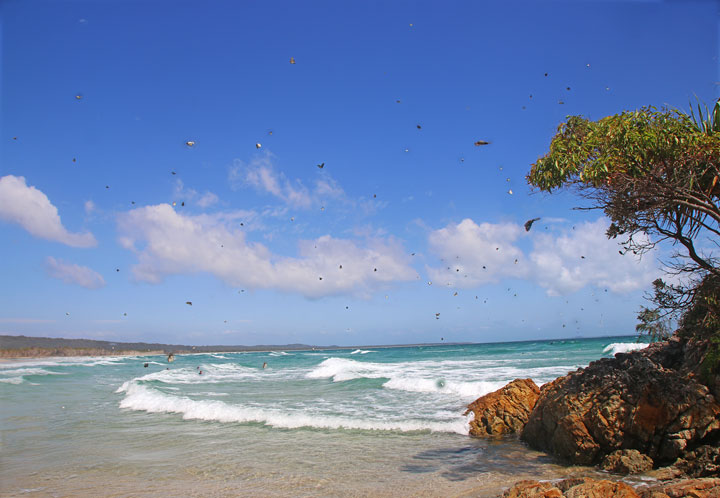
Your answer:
[504,477,720,498]
[637,478,720,497]
[502,480,563,498]
[674,445,720,478]
[561,478,639,498]
[464,378,540,436]
[520,339,720,466]
[503,478,639,498]
[600,449,654,474]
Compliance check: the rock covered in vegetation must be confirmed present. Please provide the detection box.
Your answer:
[464,378,540,436]
[520,340,720,466]
[600,449,654,474]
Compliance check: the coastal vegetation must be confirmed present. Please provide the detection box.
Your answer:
[528,99,720,372]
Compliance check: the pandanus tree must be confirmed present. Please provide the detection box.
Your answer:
[527,99,720,346]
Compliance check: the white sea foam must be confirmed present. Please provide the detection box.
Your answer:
[0,367,66,385]
[306,357,390,382]
[381,377,506,399]
[0,376,23,384]
[350,349,376,355]
[117,383,470,434]
[210,354,230,359]
[269,351,292,356]
[115,363,261,388]
[603,343,649,355]
[305,357,579,400]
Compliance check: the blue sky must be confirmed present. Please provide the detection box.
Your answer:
[0,0,718,346]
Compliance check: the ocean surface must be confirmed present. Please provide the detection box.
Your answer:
[0,336,649,497]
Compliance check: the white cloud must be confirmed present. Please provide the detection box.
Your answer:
[231,156,312,208]
[228,156,378,214]
[117,204,416,297]
[529,219,658,295]
[45,257,106,289]
[0,175,97,247]
[196,191,219,208]
[427,219,527,287]
[427,217,658,295]
[172,179,219,209]
[84,200,95,214]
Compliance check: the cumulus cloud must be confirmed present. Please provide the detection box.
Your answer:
[529,218,658,295]
[45,257,106,289]
[427,219,527,287]
[0,175,96,247]
[117,204,416,297]
[427,217,658,295]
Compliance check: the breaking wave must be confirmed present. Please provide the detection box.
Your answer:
[603,343,649,355]
[0,367,65,385]
[305,357,565,400]
[116,382,470,434]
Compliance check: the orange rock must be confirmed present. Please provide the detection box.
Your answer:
[600,449,654,474]
[638,478,720,498]
[465,378,540,436]
[521,340,720,466]
[563,478,640,498]
[503,480,563,498]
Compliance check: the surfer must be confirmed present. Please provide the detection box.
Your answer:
[262,362,267,369]
[167,353,175,363]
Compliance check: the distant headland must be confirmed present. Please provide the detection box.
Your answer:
[0,334,483,358]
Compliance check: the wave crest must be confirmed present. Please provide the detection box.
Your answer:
[603,343,649,355]
[117,383,470,434]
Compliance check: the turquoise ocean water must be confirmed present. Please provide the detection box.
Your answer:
[1,336,647,497]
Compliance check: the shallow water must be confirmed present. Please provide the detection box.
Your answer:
[0,337,645,497]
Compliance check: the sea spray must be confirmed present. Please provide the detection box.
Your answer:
[603,343,649,355]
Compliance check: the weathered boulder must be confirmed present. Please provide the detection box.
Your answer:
[638,478,720,498]
[600,449,654,475]
[561,478,639,498]
[521,341,720,465]
[674,445,720,478]
[464,378,540,436]
[503,480,563,498]
[504,478,640,498]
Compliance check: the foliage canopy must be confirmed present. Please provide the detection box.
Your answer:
[527,100,720,344]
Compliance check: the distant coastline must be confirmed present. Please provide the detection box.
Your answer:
[0,333,638,359]
[0,347,166,359]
